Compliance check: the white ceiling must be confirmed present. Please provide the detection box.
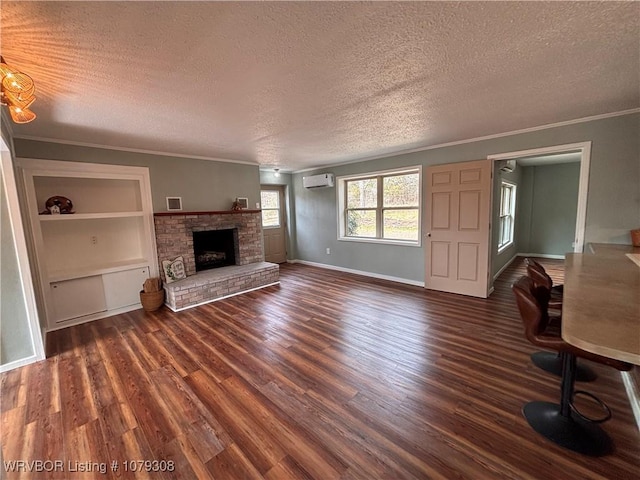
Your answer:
[2,2,638,172]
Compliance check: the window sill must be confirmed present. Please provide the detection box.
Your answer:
[338,236,421,247]
[497,242,514,254]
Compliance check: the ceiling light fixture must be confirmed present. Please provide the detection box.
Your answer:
[274,168,281,178]
[0,57,37,124]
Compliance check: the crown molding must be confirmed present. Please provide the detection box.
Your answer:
[11,134,260,167]
[292,108,640,174]
[9,107,639,173]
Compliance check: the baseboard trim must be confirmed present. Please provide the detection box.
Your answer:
[493,254,519,280]
[621,370,640,433]
[289,259,425,287]
[0,354,41,373]
[517,253,565,260]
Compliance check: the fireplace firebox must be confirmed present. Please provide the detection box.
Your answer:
[193,229,238,271]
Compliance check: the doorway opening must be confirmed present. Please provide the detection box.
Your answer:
[261,185,287,264]
[488,142,591,253]
[487,142,591,283]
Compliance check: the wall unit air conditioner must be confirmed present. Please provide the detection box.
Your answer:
[303,173,335,188]
[498,159,516,173]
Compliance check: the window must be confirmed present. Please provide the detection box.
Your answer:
[498,181,516,251]
[261,190,280,228]
[338,167,421,245]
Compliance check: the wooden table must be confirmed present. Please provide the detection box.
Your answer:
[562,243,640,365]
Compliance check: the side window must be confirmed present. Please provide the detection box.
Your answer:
[498,181,516,251]
[339,168,421,245]
[261,190,280,228]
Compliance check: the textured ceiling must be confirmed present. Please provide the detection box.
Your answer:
[1,2,638,171]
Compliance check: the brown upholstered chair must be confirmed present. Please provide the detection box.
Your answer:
[523,258,596,381]
[525,258,563,308]
[512,276,633,456]
[525,258,563,304]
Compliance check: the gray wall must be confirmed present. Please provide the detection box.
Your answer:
[294,163,424,282]
[518,163,580,256]
[11,112,640,285]
[1,134,36,366]
[1,165,35,364]
[292,113,640,284]
[14,140,261,213]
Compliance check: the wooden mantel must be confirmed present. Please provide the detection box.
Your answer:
[154,210,261,216]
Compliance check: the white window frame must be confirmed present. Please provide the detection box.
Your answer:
[260,189,281,229]
[498,181,516,252]
[337,166,422,247]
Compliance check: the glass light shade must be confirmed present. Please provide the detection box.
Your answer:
[3,90,35,109]
[1,59,37,123]
[0,62,15,78]
[2,72,35,96]
[9,106,37,124]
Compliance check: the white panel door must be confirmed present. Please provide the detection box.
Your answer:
[425,159,491,298]
[103,267,150,310]
[261,186,287,264]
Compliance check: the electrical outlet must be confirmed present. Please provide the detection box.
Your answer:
[326,247,331,255]
[91,235,98,245]
[256,202,260,209]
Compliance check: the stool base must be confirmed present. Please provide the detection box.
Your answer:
[523,401,612,456]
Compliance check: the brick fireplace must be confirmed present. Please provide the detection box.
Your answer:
[154,211,279,310]
[155,210,264,275]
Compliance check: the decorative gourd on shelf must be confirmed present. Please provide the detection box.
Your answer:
[40,196,74,214]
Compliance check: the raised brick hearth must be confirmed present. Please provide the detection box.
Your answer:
[154,211,279,310]
[164,262,279,311]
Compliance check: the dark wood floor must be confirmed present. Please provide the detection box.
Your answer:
[1,259,639,479]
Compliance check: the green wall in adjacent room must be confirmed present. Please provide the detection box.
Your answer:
[491,165,522,279]
[518,162,581,256]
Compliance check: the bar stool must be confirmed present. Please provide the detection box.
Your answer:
[524,258,596,382]
[512,276,633,456]
[525,258,563,308]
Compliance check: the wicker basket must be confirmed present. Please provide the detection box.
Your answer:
[140,289,165,312]
[631,229,640,247]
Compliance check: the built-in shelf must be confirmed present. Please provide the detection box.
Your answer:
[39,211,145,221]
[19,158,159,329]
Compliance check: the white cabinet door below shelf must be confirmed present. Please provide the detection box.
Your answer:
[51,276,107,323]
[103,267,150,310]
